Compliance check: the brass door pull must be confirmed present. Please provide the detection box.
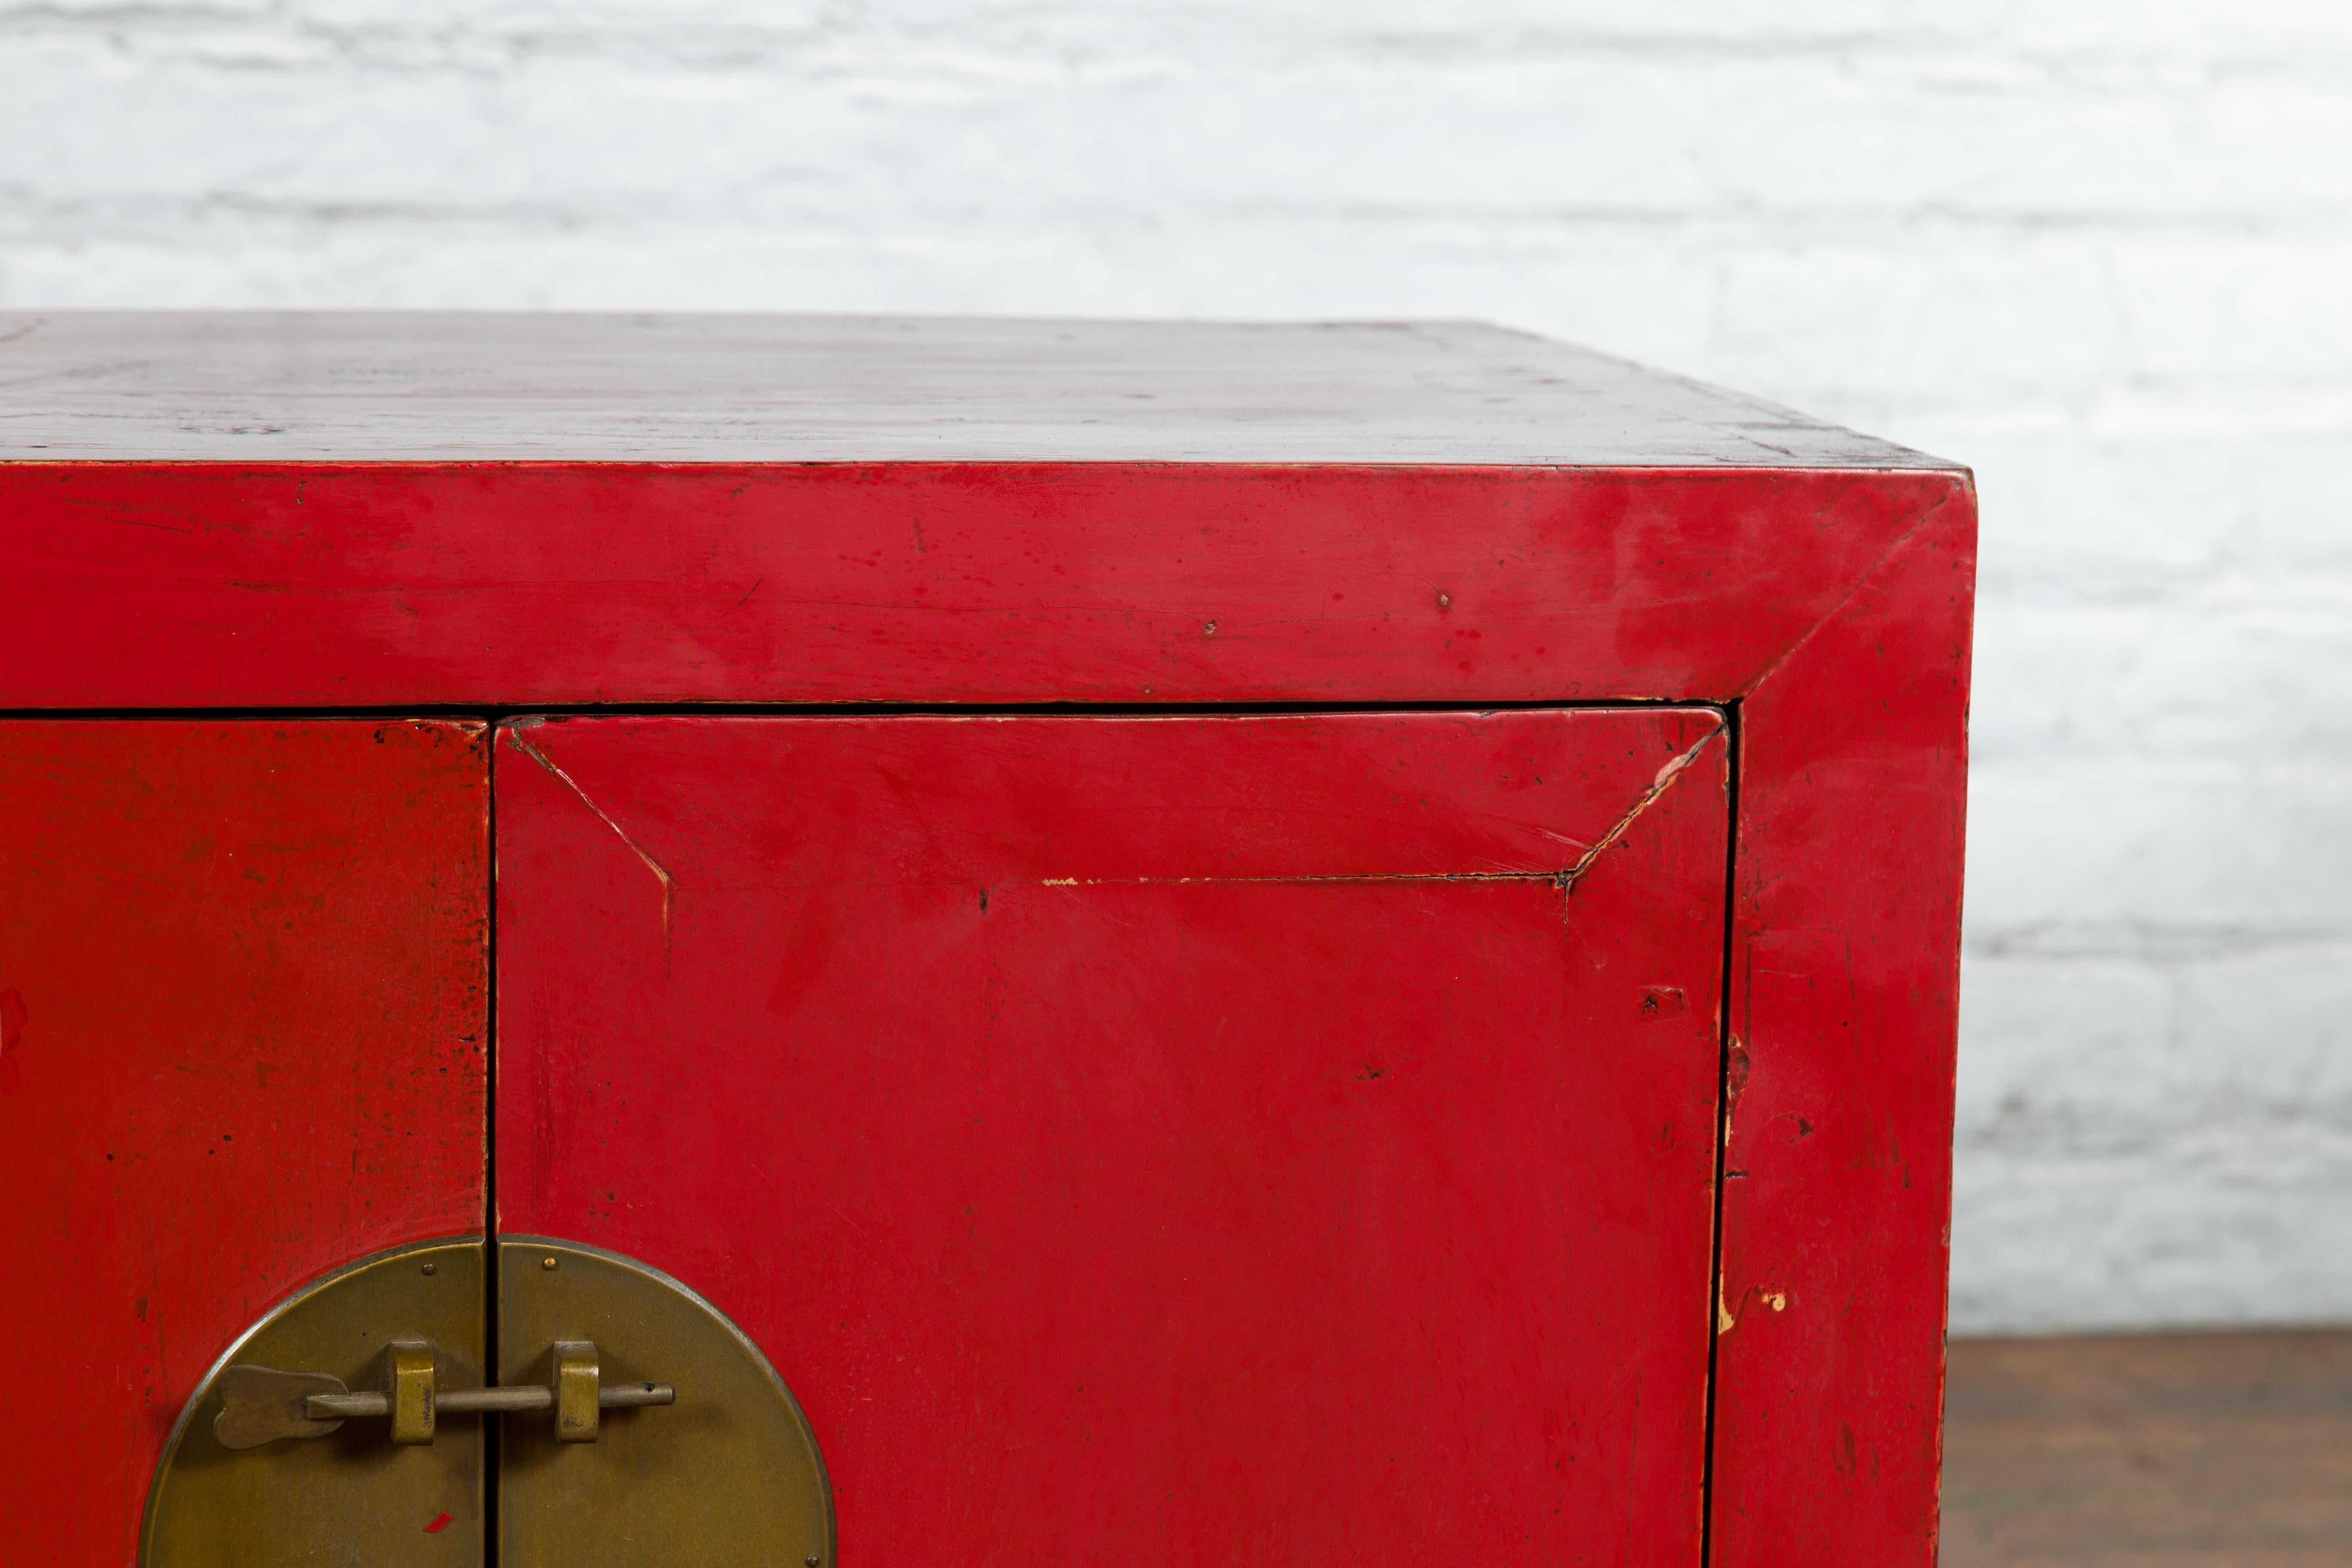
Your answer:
[215,1340,673,1450]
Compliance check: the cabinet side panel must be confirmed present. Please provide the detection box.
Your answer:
[1711,487,1975,1568]
[0,721,490,1564]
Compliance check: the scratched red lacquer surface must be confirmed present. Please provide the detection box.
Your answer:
[1710,501,1975,1567]
[0,721,488,1565]
[3,321,1976,1568]
[0,462,1956,708]
[497,710,1730,1568]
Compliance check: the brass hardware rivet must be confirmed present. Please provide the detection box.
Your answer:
[542,1257,559,1270]
[421,1263,436,1276]
[807,1557,821,1567]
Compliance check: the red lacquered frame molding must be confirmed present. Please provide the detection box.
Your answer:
[3,456,1973,1568]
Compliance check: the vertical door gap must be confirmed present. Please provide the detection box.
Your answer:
[1697,700,1743,1568]
[484,719,502,1568]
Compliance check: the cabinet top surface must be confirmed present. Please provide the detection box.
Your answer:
[0,312,1952,469]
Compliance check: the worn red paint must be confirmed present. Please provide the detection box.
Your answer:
[1711,507,1971,1565]
[499,710,1732,1565]
[0,462,1960,713]
[424,1512,453,1534]
[0,316,1973,1568]
[0,986,24,1095]
[0,722,489,1566]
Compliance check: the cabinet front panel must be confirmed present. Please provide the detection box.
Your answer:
[0,720,490,1565]
[496,710,1727,1567]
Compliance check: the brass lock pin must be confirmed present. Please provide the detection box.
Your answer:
[213,1340,674,1450]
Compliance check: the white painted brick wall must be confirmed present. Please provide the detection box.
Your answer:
[6,0,2349,1334]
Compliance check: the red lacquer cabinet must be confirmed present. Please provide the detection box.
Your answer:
[0,315,1972,1568]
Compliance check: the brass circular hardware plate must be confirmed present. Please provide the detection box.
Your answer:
[496,1236,834,1568]
[140,1238,490,1566]
[140,1236,834,1568]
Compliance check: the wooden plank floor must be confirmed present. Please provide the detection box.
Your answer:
[1942,1331,2352,1566]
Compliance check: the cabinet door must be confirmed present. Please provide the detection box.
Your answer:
[0,721,490,1565]
[496,710,1727,1567]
